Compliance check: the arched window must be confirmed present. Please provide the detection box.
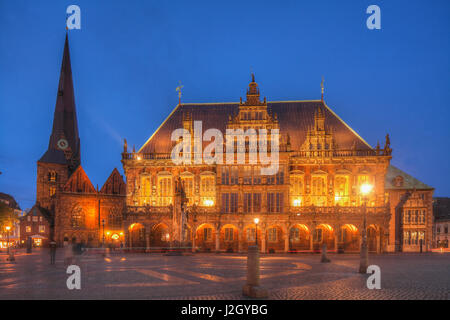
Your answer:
[71,205,84,228]
[108,208,122,229]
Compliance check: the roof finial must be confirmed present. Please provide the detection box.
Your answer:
[176,81,184,105]
[321,76,324,101]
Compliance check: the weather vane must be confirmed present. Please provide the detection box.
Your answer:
[176,81,184,105]
[321,76,325,101]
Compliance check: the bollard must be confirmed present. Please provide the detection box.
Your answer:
[242,245,268,298]
[321,243,330,263]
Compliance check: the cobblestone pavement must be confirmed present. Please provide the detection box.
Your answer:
[0,249,448,299]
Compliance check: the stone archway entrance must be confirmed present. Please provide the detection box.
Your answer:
[128,223,146,249]
[289,224,310,252]
[341,224,359,252]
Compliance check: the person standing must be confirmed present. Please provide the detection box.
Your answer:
[49,241,57,265]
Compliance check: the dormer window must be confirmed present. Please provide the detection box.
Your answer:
[393,176,404,187]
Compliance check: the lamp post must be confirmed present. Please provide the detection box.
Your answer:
[359,183,373,273]
[101,219,105,247]
[5,225,14,262]
[254,218,259,247]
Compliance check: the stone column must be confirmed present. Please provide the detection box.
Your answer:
[284,234,289,253]
[128,231,132,248]
[334,233,339,252]
[242,245,268,298]
[309,234,313,252]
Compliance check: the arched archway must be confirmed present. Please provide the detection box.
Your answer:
[128,223,146,248]
[150,223,170,248]
[340,224,359,252]
[195,223,215,252]
[313,224,334,251]
[220,224,239,253]
[289,224,310,252]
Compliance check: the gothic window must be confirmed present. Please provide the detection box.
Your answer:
[71,205,84,228]
[230,166,239,185]
[157,173,172,206]
[244,193,251,213]
[311,175,327,206]
[140,175,151,205]
[222,193,238,213]
[314,229,323,242]
[253,193,261,212]
[108,208,122,229]
[403,231,410,245]
[334,176,349,206]
[200,174,215,206]
[221,167,230,185]
[49,186,56,197]
[267,193,283,213]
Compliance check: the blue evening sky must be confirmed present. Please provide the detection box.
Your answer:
[0,0,449,209]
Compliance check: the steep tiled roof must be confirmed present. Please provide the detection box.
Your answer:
[100,168,126,195]
[385,165,433,190]
[139,101,372,154]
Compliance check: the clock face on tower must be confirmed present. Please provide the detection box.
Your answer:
[57,138,69,150]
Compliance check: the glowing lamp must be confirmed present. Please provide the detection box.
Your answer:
[254,218,259,225]
[293,199,301,207]
[360,183,373,195]
[111,234,119,240]
[203,199,214,207]
[5,226,11,231]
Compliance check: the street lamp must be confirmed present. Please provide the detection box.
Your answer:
[254,218,259,246]
[359,183,373,273]
[101,219,105,247]
[5,225,14,262]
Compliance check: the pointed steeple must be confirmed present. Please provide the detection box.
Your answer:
[39,33,81,173]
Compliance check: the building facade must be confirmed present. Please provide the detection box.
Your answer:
[121,75,434,253]
[433,197,450,248]
[33,35,435,252]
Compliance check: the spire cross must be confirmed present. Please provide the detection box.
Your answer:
[176,81,184,105]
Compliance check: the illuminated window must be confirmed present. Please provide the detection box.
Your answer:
[311,175,327,206]
[253,166,261,185]
[48,171,57,182]
[39,225,45,233]
[49,187,56,197]
[200,174,215,206]
[334,176,349,205]
[157,173,173,206]
[32,216,38,222]
[140,175,151,205]
[243,166,252,185]
[26,226,31,233]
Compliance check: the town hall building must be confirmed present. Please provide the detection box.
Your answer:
[33,34,434,253]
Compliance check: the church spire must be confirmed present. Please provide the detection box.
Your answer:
[39,33,81,173]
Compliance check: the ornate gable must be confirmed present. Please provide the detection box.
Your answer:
[63,165,96,193]
[100,168,126,195]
